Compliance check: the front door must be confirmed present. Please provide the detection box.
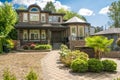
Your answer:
[51,31,62,43]
[51,31,62,49]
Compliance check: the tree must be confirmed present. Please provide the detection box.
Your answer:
[85,36,113,59]
[44,1,56,13]
[116,38,120,47]
[0,2,17,37]
[7,29,18,40]
[57,8,86,21]
[0,2,17,53]
[18,5,26,10]
[95,26,104,33]
[108,0,120,27]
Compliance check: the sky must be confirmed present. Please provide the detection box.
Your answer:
[0,0,118,28]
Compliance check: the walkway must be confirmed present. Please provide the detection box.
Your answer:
[41,50,120,80]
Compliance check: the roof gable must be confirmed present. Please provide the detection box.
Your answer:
[65,16,86,23]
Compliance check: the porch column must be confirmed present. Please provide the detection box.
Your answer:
[39,29,41,42]
[17,29,20,40]
[19,29,23,45]
[47,29,51,44]
[28,29,30,41]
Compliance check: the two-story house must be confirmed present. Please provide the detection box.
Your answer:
[15,4,91,49]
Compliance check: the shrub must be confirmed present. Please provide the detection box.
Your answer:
[114,77,120,80]
[59,44,70,57]
[23,43,52,50]
[116,38,120,47]
[23,45,29,50]
[102,60,117,72]
[71,58,88,72]
[3,69,16,80]
[77,52,89,61]
[88,58,103,72]
[61,50,89,67]
[35,44,52,50]
[2,38,14,53]
[5,39,14,49]
[0,37,3,53]
[60,44,68,52]
[30,43,36,49]
[25,69,38,80]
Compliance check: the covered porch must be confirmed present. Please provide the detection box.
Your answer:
[15,23,68,47]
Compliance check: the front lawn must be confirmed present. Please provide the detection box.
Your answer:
[0,52,46,80]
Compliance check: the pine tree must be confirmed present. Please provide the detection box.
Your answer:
[44,1,56,13]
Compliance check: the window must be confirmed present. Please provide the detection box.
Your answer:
[79,26,84,37]
[23,30,28,40]
[41,14,46,23]
[23,13,28,22]
[85,27,89,37]
[71,26,77,40]
[30,30,40,40]
[30,7,39,12]
[48,16,61,23]
[30,14,39,21]
[49,16,52,22]
[41,30,46,40]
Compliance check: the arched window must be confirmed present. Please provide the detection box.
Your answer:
[30,7,39,12]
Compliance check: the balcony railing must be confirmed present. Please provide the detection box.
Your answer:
[69,36,85,40]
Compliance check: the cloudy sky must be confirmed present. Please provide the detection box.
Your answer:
[0,0,118,28]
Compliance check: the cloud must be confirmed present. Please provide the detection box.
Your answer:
[0,1,2,5]
[99,6,110,15]
[78,8,95,16]
[12,0,70,10]
[54,1,70,10]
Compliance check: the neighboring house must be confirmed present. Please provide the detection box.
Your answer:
[15,4,91,49]
[89,26,95,35]
[95,28,120,50]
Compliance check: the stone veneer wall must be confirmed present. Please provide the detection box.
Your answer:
[103,51,120,58]
[75,47,95,58]
[69,40,85,50]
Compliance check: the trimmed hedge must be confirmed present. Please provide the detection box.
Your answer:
[88,58,103,72]
[102,60,117,72]
[35,44,52,50]
[71,58,88,73]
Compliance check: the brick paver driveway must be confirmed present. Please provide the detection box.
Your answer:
[41,50,120,80]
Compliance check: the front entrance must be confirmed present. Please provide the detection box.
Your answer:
[51,31,62,43]
[51,31,62,49]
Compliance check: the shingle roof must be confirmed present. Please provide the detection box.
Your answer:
[95,28,120,35]
[65,16,86,23]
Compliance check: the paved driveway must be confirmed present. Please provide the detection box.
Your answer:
[41,50,120,80]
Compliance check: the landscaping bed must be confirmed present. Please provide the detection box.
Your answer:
[59,44,117,73]
[0,52,47,80]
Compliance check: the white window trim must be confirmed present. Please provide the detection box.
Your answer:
[23,13,28,22]
[29,30,40,41]
[23,30,28,40]
[30,13,39,21]
[29,7,39,12]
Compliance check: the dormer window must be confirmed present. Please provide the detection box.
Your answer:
[30,7,39,12]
